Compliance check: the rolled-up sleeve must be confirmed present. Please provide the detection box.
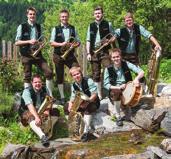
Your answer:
[50,27,56,42]
[139,25,152,39]
[88,78,97,94]
[103,68,111,90]
[15,25,22,41]
[22,89,33,106]
[127,61,143,73]
[86,25,90,42]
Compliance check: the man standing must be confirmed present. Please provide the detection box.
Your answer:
[50,9,80,105]
[68,66,100,142]
[15,7,53,96]
[86,6,115,100]
[104,48,144,126]
[114,12,161,65]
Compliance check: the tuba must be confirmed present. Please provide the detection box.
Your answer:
[60,37,78,60]
[94,33,114,55]
[68,91,90,141]
[147,49,162,96]
[30,35,47,58]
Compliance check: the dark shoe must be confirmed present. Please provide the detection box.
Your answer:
[60,98,65,105]
[81,133,89,142]
[41,135,49,147]
[116,117,123,126]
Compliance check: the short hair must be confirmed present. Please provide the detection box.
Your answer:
[94,6,103,13]
[69,66,82,76]
[109,48,122,57]
[124,12,134,20]
[60,9,69,16]
[31,74,42,81]
[27,7,37,14]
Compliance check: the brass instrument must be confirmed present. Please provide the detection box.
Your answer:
[30,36,47,58]
[21,95,56,138]
[147,49,162,96]
[60,37,78,60]
[94,33,114,55]
[68,91,90,141]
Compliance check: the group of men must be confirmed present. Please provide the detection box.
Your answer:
[15,6,161,145]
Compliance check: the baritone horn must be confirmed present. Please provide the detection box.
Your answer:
[60,37,78,60]
[94,33,115,55]
[30,35,47,58]
[147,49,162,96]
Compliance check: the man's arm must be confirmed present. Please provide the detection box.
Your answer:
[149,35,162,51]
[27,104,41,126]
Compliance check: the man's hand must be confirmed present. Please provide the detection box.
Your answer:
[29,39,37,45]
[119,84,126,90]
[154,44,162,51]
[87,54,91,61]
[133,78,140,87]
[35,116,41,126]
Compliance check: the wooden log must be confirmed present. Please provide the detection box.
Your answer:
[7,41,12,60]
[2,40,6,60]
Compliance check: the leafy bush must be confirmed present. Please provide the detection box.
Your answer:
[0,60,23,93]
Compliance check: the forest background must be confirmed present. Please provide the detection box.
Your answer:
[0,0,171,153]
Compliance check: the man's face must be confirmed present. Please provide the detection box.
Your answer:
[60,12,69,25]
[111,51,122,66]
[27,10,36,23]
[32,77,42,92]
[124,17,134,29]
[71,70,82,83]
[94,9,103,22]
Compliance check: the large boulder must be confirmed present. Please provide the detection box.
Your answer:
[131,108,167,132]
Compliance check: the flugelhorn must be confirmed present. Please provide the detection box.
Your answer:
[94,33,114,55]
[30,35,47,58]
[61,37,78,60]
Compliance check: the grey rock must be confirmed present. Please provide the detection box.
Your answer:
[161,138,171,153]
[0,143,26,159]
[131,108,166,132]
[161,110,171,136]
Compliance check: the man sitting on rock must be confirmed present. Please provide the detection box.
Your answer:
[103,48,144,126]
[18,74,59,146]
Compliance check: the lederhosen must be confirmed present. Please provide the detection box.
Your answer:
[72,77,100,115]
[19,23,53,82]
[53,24,79,84]
[89,20,112,82]
[117,24,141,65]
[107,61,132,103]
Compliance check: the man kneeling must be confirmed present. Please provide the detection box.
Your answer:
[104,48,144,126]
[66,66,100,142]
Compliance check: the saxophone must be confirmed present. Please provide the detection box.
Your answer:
[68,91,85,141]
[147,49,162,96]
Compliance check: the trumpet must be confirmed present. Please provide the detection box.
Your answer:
[60,37,78,60]
[30,36,47,58]
[94,33,114,55]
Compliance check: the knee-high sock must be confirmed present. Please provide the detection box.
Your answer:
[95,82,102,99]
[24,83,31,88]
[58,84,65,98]
[83,114,92,133]
[46,79,53,97]
[29,120,45,139]
[112,101,121,119]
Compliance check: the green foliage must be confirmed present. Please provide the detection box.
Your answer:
[0,60,23,92]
